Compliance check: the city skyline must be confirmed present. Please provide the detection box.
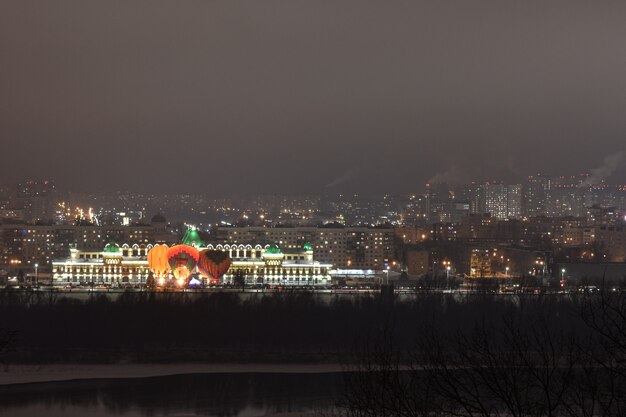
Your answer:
[3,170,626,231]
[3,164,626,199]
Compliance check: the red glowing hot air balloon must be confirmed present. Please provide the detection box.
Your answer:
[167,244,199,284]
[198,249,232,284]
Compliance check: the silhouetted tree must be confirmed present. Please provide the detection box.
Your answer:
[341,299,626,417]
[233,270,246,292]
[0,328,17,370]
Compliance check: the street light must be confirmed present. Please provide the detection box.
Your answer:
[34,263,38,286]
[386,266,390,285]
[561,268,566,280]
[446,266,451,290]
[505,266,510,287]
[533,259,546,281]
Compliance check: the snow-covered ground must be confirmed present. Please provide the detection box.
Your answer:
[0,363,344,386]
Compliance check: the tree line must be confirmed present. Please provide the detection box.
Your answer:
[340,291,626,417]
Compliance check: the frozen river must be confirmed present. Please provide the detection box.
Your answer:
[0,372,345,417]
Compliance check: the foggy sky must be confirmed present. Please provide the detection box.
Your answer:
[2,1,626,195]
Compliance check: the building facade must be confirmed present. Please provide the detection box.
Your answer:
[52,242,332,287]
[0,223,156,267]
[482,183,522,220]
[595,225,626,262]
[214,226,395,270]
[523,175,551,217]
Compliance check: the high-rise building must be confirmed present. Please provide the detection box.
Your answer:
[523,175,551,217]
[454,183,483,215]
[426,183,452,223]
[545,176,587,217]
[482,183,522,220]
[506,184,523,219]
[484,184,508,219]
[16,179,58,223]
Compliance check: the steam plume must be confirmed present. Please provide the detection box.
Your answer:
[581,151,624,187]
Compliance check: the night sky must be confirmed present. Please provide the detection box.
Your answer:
[2,1,626,195]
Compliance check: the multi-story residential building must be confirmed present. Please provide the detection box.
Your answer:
[0,209,23,221]
[214,225,395,270]
[16,179,58,222]
[405,249,430,276]
[562,225,584,246]
[453,183,483,215]
[595,225,626,262]
[457,214,495,240]
[0,214,176,267]
[524,175,551,217]
[394,226,430,245]
[586,205,621,226]
[426,183,452,223]
[582,227,596,246]
[506,184,523,218]
[469,248,493,278]
[401,194,429,226]
[484,183,508,219]
[482,183,522,220]
[546,186,584,217]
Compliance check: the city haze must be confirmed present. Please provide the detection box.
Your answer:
[2,1,626,195]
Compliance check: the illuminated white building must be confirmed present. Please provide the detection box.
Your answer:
[483,183,522,220]
[52,242,332,287]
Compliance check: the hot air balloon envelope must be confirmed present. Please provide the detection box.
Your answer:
[167,245,199,282]
[147,245,170,278]
[198,249,232,284]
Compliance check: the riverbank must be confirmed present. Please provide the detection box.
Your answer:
[0,362,345,386]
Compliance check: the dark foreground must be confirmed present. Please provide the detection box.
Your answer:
[1,289,625,416]
[0,289,592,364]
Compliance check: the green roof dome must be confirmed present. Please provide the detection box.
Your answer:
[265,243,282,254]
[104,243,120,253]
[181,228,203,247]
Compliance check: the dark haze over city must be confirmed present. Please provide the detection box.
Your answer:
[2,1,626,195]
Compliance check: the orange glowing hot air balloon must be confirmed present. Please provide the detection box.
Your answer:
[198,249,232,284]
[167,244,200,284]
[147,245,170,278]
